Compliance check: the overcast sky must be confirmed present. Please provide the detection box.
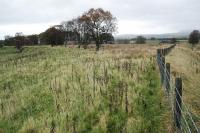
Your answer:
[0,0,200,39]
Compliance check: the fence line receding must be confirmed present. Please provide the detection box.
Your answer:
[156,44,200,133]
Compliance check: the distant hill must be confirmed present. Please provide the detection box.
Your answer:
[115,31,193,39]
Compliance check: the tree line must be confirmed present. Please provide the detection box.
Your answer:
[3,8,117,51]
[4,33,38,46]
[1,8,200,52]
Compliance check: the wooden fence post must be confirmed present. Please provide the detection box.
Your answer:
[165,63,170,94]
[157,49,161,57]
[157,49,162,84]
[161,49,164,56]
[157,49,161,68]
[161,56,165,85]
[174,78,182,129]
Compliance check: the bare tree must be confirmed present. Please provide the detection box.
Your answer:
[76,17,92,48]
[15,32,24,53]
[61,20,76,32]
[78,8,117,51]
[61,19,81,46]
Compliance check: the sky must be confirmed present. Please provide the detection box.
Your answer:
[0,0,200,39]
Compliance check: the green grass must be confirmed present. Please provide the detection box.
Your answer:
[0,46,168,132]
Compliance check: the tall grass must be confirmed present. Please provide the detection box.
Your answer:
[166,44,200,128]
[0,46,168,133]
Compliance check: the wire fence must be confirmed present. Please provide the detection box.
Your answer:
[156,44,200,133]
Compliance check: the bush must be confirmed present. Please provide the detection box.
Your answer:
[0,40,4,48]
[189,30,200,49]
[0,43,4,48]
[136,36,146,44]
[170,38,177,44]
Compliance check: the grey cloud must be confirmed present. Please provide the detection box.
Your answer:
[0,0,200,37]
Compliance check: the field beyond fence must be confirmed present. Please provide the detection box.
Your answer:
[157,44,200,133]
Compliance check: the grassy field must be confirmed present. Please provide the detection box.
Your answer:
[166,44,200,127]
[0,44,170,133]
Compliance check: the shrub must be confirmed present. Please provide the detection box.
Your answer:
[189,30,200,50]
[136,36,146,44]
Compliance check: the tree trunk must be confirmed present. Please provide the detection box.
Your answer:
[96,43,100,51]
[95,39,100,51]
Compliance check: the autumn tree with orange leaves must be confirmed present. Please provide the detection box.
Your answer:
[78,8,117,51]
